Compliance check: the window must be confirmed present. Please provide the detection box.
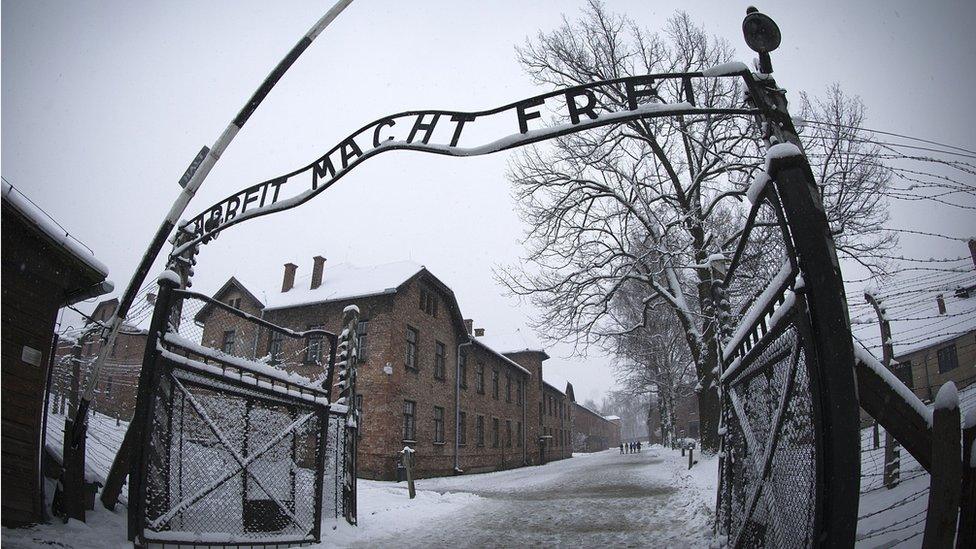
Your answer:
[357,320,369,362]
[403,400,416,441]
[506,374,512,402]
[227,297,242,309]
[269,332,283,364]
[305,325,323,364]
[459,411,467,445]
[492,418,500,448]
[420,288,438,317]
[506,420,512,447]
[434,341,446,380]
[459,352,468,389]
[517,422,522,447]
[405,327,418,370]
[938,345,959,374]
[516,379,523,405]
[476,416,485,446]
[355,395,364,436]
[492,370,500,400]
[894,360,914,388]
[476,362,485,394]
[433,406,445,444]
[221,330,236,354]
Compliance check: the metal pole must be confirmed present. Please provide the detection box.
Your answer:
[71,0,356,441]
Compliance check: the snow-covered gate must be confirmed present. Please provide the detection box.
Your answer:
[712,145,859,546]
[127,281,357,546]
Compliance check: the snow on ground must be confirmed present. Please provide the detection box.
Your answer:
[321,446,718,548]
[3,444,717,548]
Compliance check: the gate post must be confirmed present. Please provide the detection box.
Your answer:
[335,305,360,525]
[125,272,179,542]
[922,382,961,547]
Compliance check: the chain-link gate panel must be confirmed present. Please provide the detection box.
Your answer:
[129,286,348,546]
[715,153,859,547]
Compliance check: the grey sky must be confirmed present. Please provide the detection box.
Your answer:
[3,0,974,404]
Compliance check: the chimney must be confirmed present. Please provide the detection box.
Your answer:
[282,262,298,292]
[311,255,326,290]
[474,328,485,337]
[936,294,947,315]
[464,319,474,335]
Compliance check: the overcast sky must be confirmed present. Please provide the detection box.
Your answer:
[3,0,975,405]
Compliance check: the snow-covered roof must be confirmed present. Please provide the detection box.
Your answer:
[470,338,532,377]
[475,330,549,359]
[2,180,109,277]
[853,269,976,358]
[603,415,621,421]
[264,260,424,311]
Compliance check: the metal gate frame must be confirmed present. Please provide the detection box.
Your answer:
[127,276,348,546]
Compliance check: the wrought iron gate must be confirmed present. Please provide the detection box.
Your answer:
[713,144,860,547]
[128,279,353,546]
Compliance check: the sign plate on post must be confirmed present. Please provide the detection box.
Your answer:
[178,146,210,189]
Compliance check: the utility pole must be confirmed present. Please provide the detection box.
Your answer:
[864,291,900,488]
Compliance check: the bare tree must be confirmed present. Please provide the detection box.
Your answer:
[499,2,893,452]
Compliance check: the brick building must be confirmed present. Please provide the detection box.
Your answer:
[198,257,574,479]
[51,296,151,422]
[569,388,621,452]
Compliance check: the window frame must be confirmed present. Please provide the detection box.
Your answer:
[268,331,283,364]
[433,406,445,444]
[221,330,236,354]
[492,369,500,400]
[492,417,500,448]
[434,341,446,380]
[405,326,419,370]
[402,400,416,441]
[937,344,959,374]
[476,415,485,447]
[476,362,485,394]
[356,319,369,362]
[459,351,468,389]
[304,324,324,364]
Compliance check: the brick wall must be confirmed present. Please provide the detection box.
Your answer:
[572,403,621,452]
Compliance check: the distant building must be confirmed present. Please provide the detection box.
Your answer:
[51,296,152,422]
[199,257,577,479]
[855,269,976,403]
[1,182,112,526]
[569,387,621,452]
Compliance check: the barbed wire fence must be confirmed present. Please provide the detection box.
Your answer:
[821,120,976,546]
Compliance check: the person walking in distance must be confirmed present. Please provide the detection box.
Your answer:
[619,443,624,454]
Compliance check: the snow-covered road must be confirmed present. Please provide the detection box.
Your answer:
[330,446,717,548]
[2,446,717,548]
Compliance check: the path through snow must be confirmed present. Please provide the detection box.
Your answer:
[330,446,717,548]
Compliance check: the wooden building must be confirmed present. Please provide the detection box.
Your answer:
[1,182,112,526]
